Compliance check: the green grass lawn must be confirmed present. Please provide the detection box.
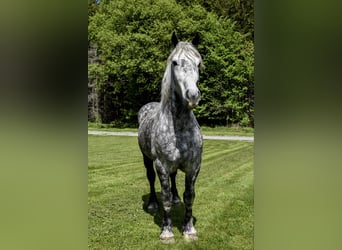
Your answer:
[88,122,254,136]
[88,135,254,249]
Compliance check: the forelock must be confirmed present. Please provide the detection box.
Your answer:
[168,42,202,65]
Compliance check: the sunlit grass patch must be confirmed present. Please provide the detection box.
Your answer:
[88,135,253,249]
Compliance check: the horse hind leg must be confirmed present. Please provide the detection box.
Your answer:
[170,171,181,205]
[182,171,200,242]
[143,154,159,212]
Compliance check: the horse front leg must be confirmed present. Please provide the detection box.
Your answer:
[183,168,200,241]
[155,159,175,244]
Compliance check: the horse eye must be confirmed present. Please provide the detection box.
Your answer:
[172,61,178,66]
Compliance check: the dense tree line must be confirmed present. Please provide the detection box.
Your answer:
[88,0,254,127]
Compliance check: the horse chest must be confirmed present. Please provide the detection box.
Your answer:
[177,130,202,156]
[153,127,201,165]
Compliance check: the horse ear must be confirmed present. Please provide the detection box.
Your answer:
[192,33,200,47]
[172,32,178,48]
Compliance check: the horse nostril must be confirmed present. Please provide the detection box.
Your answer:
[186,89,200,100]
[186,89,190,99]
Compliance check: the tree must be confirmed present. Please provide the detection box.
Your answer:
[88,0,254,127]
[176,0,254,39]
[192,12,254,126]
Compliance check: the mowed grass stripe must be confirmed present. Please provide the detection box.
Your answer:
[203,143,250,161]
[88,135,140,165]
[200,141,253,182]
[88,135,144,204]
[88,135,253,249]
[197,141,253,249]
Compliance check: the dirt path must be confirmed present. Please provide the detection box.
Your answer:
[88,130,254,142]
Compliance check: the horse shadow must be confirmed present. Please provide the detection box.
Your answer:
[141,192,197,233]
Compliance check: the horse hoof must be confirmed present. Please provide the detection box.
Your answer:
[160,230,175,244]
[183,233,198,242]
[146,202,158,213]
[183,225,198,242]
[160,237,175,244]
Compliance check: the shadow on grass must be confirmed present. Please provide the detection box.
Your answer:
[141,192,197,234]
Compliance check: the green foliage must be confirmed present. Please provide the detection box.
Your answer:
[88,0,254,127]
[193,13,254,126]
[176,0,254,39]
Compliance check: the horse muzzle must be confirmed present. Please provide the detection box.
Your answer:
[186,89,201,109]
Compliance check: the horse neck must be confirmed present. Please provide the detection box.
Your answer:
[163,84,194,130]
[160,63,194,129]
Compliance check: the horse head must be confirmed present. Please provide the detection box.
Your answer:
[169,32,203,109]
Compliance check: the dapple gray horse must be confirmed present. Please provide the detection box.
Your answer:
[138,32,203,243]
